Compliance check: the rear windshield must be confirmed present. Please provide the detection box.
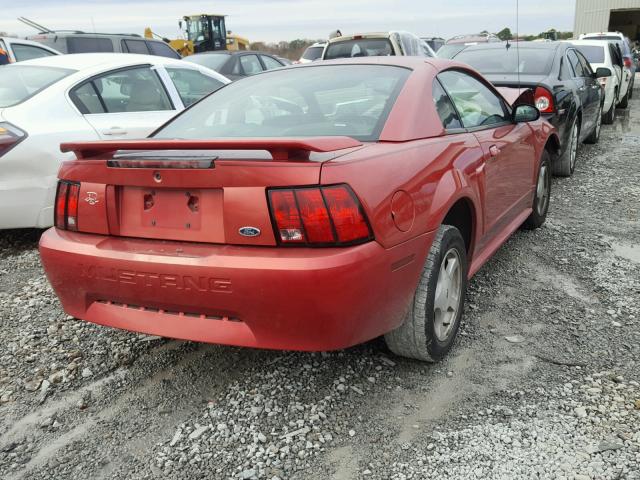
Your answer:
[324,39,393,59]
[302,46,324,61]
[184,54,230,71]
[154,64,410,142]
[454,47,555,75]
[436,44,467,59]
[582,36,620,41]
[0,65,74,107]
[573,45,605,64]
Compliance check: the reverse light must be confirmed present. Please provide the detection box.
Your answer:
[54,180,80,231]
[268,184,373,246]
[0,122,26,157]
[534,86,555,114]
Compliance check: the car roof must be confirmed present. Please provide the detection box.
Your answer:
[457,41,562,51]
[327,32,394,44]
[282,55,466,72]
[190,50,274,57]
[12,52,188,70]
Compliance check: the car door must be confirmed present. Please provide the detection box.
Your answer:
[69,65,177,139]
[438,69,536,242]
[575,49,601,131]
[566,49,592,134]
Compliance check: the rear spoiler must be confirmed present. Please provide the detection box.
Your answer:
[60,137,363,161]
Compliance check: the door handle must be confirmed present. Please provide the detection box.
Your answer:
[489,145,501,157]
[102,127,128,136]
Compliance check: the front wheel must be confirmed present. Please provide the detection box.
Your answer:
[522,150,551,230]
[385,225,468,362]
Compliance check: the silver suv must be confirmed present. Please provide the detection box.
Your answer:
[27,32,180,59]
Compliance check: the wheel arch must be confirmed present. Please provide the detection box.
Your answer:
[439,196,477,259]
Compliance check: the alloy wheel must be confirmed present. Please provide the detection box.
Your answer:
[433,249,463,342]
[536,162,550,215]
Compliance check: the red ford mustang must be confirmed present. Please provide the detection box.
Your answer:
[40,57,559,362]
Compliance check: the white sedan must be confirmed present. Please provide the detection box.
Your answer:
[0,53,229,229]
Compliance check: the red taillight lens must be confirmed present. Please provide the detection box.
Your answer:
[534,86,554,113]
[624,57,632,68]
[321,186,371,243]
[268,185,372,246]
[54,180,80,231]
[0,122,26,157]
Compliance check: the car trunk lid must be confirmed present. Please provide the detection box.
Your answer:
[57,137,364,246]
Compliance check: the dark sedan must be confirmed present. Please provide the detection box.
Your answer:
[452,42,605,177]
[183,50,287,81]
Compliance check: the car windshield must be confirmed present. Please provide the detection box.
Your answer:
[154,64,410,142]
[573,45,605,64]
[184,54,230,71]
[436,44,467,58]
[0,65,74,107]
[324,39,393,59]
[454,47,555,75]
[302,46,324,61]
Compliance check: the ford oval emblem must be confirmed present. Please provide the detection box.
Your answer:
[239,226,261,237]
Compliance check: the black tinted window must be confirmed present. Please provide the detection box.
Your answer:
[122,39,149,54]
[432,79,462,130]
[438,70,509,128]
[147,41,180,59]
[67,37,114,53]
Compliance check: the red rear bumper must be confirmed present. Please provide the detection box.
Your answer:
[39,228,433,351]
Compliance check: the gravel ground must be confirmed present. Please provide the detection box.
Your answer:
[1,82,639,480]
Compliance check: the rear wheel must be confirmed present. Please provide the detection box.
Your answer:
[385,225,467,362]
[584,104,602,144]
[553,116,579,177]
[619,89,629,108]
[603,93,617,124]
[522,150,551,230]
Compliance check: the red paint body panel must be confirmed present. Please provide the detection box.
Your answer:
[40,58,560,351]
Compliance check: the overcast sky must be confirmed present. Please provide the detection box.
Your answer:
[0,0,577,43]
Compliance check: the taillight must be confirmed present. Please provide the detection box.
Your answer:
[534,86,555,113]
[0,122,26,157]
[624,57,632,68]
[268,184,373,246]
[54,180,80,231]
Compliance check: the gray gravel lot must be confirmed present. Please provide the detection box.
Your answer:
[1,82,639,480]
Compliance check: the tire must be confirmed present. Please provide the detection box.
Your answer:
[522,150,551,230]
[619,90,629,109]
[385,225,468,362]
[584,104,602,144]
[553,116,579,177]
[603,95,616,124]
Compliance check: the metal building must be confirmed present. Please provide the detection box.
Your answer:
[574,0,640,40]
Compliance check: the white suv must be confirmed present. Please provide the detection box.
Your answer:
[323,31,435,60]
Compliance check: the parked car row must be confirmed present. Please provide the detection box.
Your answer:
[0,25,634,363]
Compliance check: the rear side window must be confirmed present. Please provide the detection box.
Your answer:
[432,79,462,130]
[147,41,180,59]
[325,39,393,59]
[12,43,57,62]
[122,39,150,54]
[67,37,114,53]
[71,66,173,113]
[166,67,225,107]
[261,55,283,70]
[0,65,74,107]
[239,54,263,75]
[576,51,593,76]
[301,46,323,61]
[438,70,509,129]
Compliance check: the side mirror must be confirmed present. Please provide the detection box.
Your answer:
[595,67,612,78]
[513,104,540,123]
